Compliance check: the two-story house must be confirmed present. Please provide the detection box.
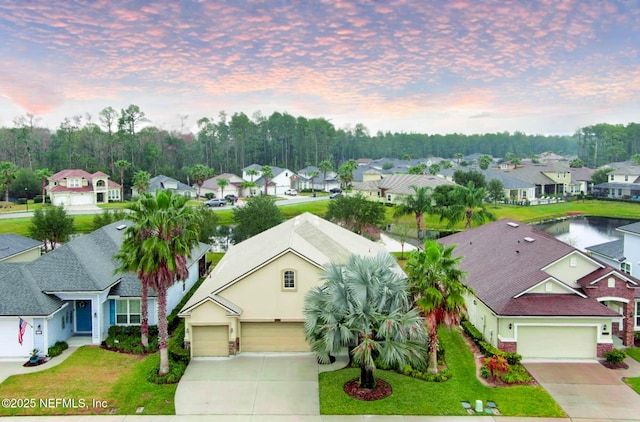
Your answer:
[47,169,121,208]
[593,166,640,199]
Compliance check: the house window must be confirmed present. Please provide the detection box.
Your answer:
[116,299,141,325]
[636,302,640,328]
[625,175,629,182]
[610,174,614,181]
[569,257,577,267]
[283,270,296,290]
[68,178,80,188]
[387,194,392,201]
[607,277,616,288]
[621,262,632,275]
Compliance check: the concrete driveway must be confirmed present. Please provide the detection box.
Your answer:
[525,359,640,420]
[175,353,320,416]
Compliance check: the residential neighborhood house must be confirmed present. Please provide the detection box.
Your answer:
[593,166,640,199]
[0,221,209,359]
[178,212,391,357]
[242,164,296,195]
[200,173,245,198]
[439,219,637,360]
[136,175,196,198]
[47,169,122,208]
[0,234,42,263]
[352,174,457,205]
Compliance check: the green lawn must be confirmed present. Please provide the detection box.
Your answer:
[319,329,565,417]
[624,347,640,394]
[0,346,175,416]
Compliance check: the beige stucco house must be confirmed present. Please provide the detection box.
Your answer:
[352,174,457,205]
[179,212,390,357]
[440,219,638,361]
[47,169,121,207]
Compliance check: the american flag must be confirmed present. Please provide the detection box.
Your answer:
[18,318,28,345]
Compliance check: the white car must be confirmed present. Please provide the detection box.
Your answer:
[284,189,298,196]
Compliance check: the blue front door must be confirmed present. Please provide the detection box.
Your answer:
[75,300,92,332]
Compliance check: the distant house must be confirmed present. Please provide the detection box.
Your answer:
[440,219,638,360]
[0,221,209,359]
[47,169,121,208]
[295,166,339,192]
[0,234,42,263]
[439,168,536,202]
[139,175,196,198]
[568,167,595,195]
[352,174,457,205]
[242,164,295,195]
[201,173,245,198]
[593,166,640,199]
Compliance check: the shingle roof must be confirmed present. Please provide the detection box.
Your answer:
[617,222,640,235]
[201,173,244,190]
[148,175,195,193]
[500,294,620,317]
[0,263,64,316]
[438,219,599,315]
[585,239,624,260]
[0,234,42,261]
[353,174,456,195]
[181,213,390,313]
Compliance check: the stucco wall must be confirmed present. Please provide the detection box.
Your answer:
[46,307,74,348]
[544,252,600,286]
[1,248,41,263]
[220,252,323,321]
[184,300,237,344]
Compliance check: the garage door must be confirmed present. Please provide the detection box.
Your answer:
[241,322,308,352]
[0,319,33,358]
[191,326,229,357]
[518,326,597,360]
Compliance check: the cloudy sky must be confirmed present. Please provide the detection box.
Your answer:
[1,0,639,135]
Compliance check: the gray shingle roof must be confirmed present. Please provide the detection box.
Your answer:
[585,239,624,260]
[149,175,195,193]
[0,234,42,261]
[0,263,64,316]
[617,222,640,235]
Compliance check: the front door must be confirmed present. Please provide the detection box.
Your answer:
[75,300,92,332]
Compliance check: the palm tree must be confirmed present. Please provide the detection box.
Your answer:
[217,178,229,198]
[115,159,130,201]
[405,240,468,374]
[246,168,259,182]
[35,168,53,204]
[308,170,319,195]
[115,190,200,374]
[318,160,333,192]
[261,165,274,196]
[337,159,357,192]
[132,170,151,194]
[190,164,213,199]
[440,182,495,229]
[304,253,428,389]
[394,185,433,240]
[0,161,17,208]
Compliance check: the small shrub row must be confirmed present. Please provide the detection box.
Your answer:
[33,195,51,204]
[461,320,521,365]
[168,321,190,364]
[47,341,69,358]
[105,325,159,354]
[399,363,452,382]
[147,358,187,384]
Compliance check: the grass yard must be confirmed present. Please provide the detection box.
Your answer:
[319,329,565,417]
[624,348,640,394]
[0,346,175,416]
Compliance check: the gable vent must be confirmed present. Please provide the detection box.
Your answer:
[507,222,519,228]
[523,237,535,243]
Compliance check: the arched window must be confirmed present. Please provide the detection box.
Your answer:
[283,270,295,290]
[96,180,105,187]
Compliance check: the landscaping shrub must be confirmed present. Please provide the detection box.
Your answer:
[167,276,206,333]
[168,321,190,364]
[105,325,159,353]
[47,341,69,358]
[147,358,187,384]
[461,320,483,343]
[500,364,532,384]
[604,348,626,364]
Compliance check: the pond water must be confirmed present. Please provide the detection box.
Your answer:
[534,216,638,251]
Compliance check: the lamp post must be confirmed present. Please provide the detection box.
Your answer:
[25,188,28,212]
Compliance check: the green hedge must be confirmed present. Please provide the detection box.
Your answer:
[47,341,69,358]
[461,320,521,365]
[105,325,159,353]
[168,321,190,364]
[147,358,187,384]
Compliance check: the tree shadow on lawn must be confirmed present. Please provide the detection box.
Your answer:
[318,328,566,417]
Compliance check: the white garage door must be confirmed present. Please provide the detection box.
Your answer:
[70,194,94,206]
[518,326,597,360]
[241,322,308,352]
[0,319,33,358]
[191,326,229,357]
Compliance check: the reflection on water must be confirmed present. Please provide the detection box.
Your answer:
[535,217,638,251]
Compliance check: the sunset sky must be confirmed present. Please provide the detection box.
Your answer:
[1,0,639,135]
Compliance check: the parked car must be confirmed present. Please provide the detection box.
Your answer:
[284,189,298,196]
[224,194,238,203]
[329,187,342,193]
[204,198,226,207]
[329,192,342,199]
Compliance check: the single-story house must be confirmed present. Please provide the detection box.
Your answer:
[47,169,122,207]
[0,221,209,359]
[137,175,196,198]
[200,173,245,198]
[439,219,637,361]
[242,164,296,196]
[352,174,457,205]
[178,212,390,357]
[0,234,42,263]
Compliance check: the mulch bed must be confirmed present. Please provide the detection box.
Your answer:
[343,378,393,401]
[23,357,48,367]
[600,360,629,370]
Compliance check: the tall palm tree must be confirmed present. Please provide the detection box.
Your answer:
[261,165,274,196]
[337,159,357,192]
[440,182,495,229]
[304,253,427,389]
[394,185,433,240]
[115,159,130,201]
[308,170,319,195]
[217,178,229,198]
[35,168,53,204]
[318,160,333,192]
[115,190,200,374]
[0,161,17,208]
[190,164,213,199]
[132,170,151,194]
[405,240,468,374]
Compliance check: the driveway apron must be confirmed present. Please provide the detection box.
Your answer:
[524,359,640,420]
[175,353,319,416]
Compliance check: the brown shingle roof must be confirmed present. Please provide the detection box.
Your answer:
[500,294,620,317]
